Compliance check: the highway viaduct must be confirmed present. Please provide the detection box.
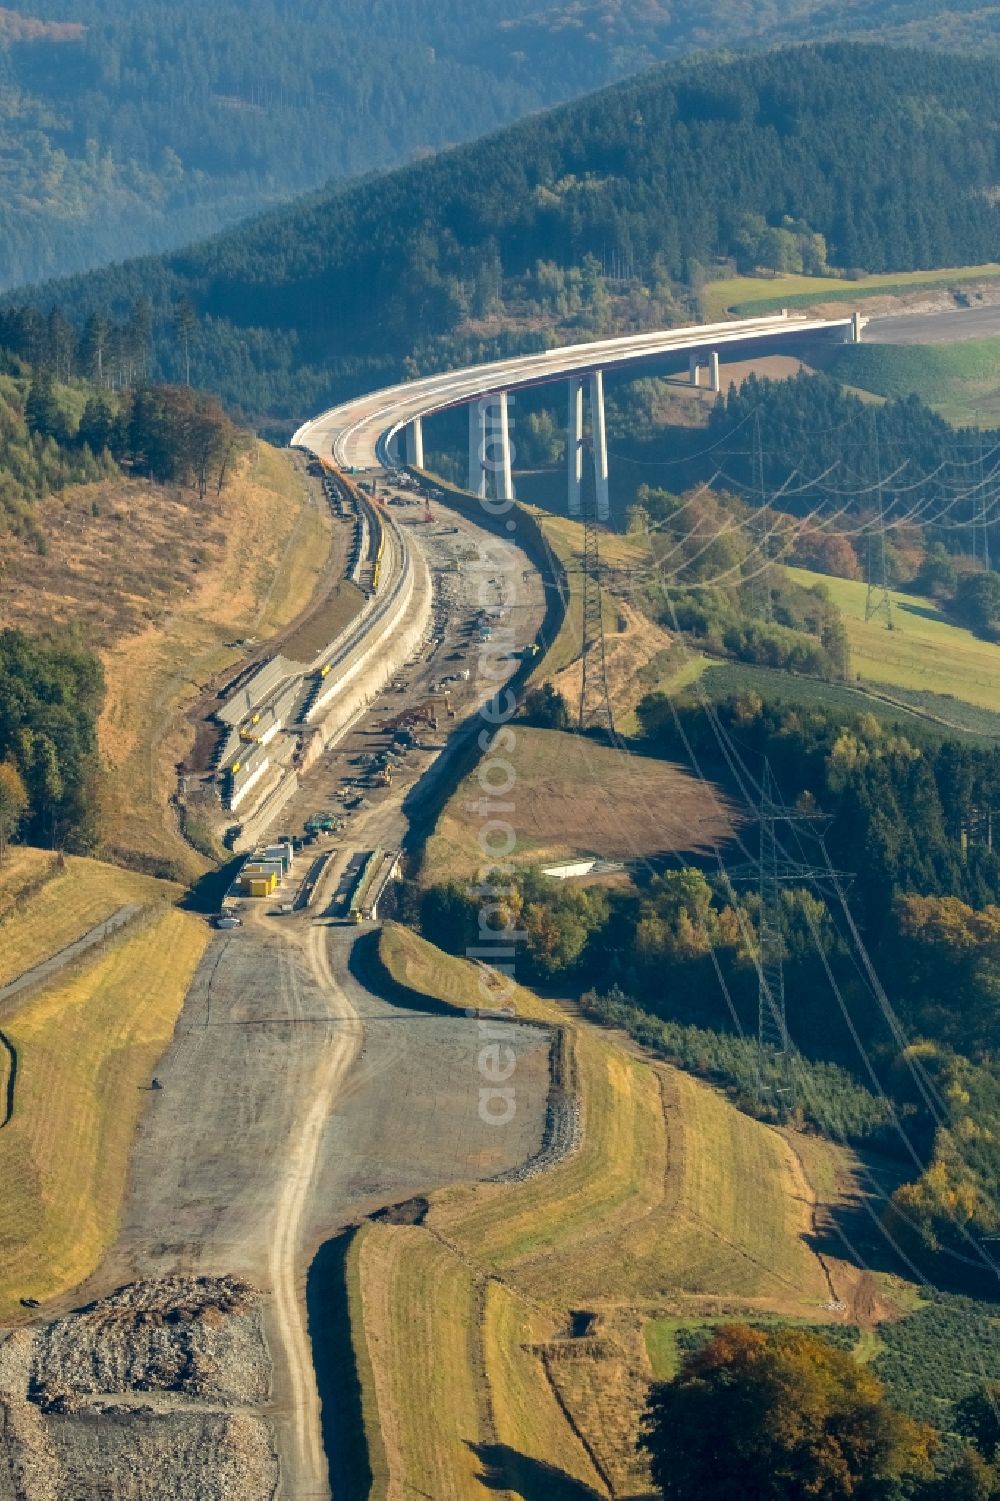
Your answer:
[292,309,865,520]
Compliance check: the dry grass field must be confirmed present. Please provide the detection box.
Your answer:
[93,446,332,878]
[355,1222,485,1501]
[0,904,208,1318]
[483,1281,607,1497]
[0,845,185,990]
[421,725,740,883]
[378,921,550,1023]
[351,926,860,1496]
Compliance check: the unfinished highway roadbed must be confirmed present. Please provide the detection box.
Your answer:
[0,488,552,1500]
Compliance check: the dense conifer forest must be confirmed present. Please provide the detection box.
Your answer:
[7,43,1000,429]
[3,3,1000,291]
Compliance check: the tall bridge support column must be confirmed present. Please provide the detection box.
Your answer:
[851,311,864,344]
[688,353,703,387]
[589,370,610,522]
[709,350,721,393]
[406,417,424,469]
[498,390,514,502]
[468,400,487,497]
[567,376,584,517]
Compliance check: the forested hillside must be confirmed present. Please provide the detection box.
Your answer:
[8,43,1000,432]
[2,2,999,293]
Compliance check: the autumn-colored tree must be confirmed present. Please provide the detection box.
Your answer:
[641,1323,935,1501]
[0,760,28,865]
[791,526,862,581]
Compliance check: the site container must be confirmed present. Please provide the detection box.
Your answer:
[261,846,293,874]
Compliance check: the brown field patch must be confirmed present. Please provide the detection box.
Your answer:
[423,725,740,883]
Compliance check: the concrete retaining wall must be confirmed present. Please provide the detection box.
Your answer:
[237,515,433,849]
[312,521,432,752]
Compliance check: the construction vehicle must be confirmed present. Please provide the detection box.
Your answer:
[373,695,446,734]
[305,814,335,833]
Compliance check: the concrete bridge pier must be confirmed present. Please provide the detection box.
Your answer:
[497,390,514,502]
[709,350,721,393]
[406,417,424,469]
[688,353,703,387]
[589,370,610,522]
[567,376,584,517]
[468,400,487,497]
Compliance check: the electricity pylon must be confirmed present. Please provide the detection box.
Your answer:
[864,411,893,629]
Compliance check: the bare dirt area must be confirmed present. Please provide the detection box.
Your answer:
[551,595,678,724]
[0,1278,278,1501]
[276,581,365,667]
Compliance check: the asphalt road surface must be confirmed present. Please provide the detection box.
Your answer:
[865,304,1000,344]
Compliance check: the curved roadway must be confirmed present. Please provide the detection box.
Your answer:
[292,312,858,470]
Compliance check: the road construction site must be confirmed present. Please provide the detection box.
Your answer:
[0,474,550,1501]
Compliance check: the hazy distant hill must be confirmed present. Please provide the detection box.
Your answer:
[1,0,998,291]
[8,41,999,433]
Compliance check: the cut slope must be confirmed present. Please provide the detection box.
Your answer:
[94,448,332,878]
[0,445,333,880]
[0,847,178,991]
